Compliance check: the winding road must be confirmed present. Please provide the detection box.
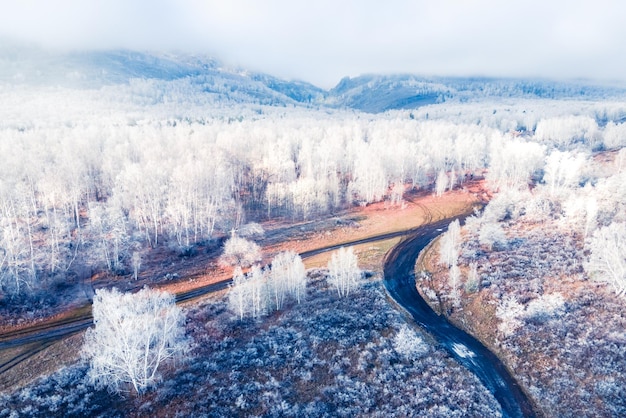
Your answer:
[2,212,538,417]
[383,216,537,418]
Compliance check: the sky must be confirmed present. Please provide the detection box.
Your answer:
[1,0,625,88]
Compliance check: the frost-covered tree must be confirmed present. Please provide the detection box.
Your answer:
[349,145,388,204]
[248,265,267,318]
[327,247,361,298]
[228,251,306,319]
[434,169,449,197]
[543,151,586,197]
[131,251,142,280]
[228,267,248,320]
[219,234,262,269]
[487,138,545,191]
[439,219,461,267]
[535,115,599,148]
[448,264,461,307]
[82,287,189,394]
[584,222,626,296]
[269,250,307,307]
[495,295,524,337]
[602,121,626,149]
[88,201,129,273]
[478,221,507,250]
[0,214,32,295]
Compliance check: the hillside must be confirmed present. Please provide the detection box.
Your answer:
[1,43,626,417]
[3,41,626,115]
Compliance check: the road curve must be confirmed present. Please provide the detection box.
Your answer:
[0,225,430,376]
[2,212,538,418]
[383,216,537,418]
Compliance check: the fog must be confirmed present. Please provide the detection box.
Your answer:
[2,0,625,88]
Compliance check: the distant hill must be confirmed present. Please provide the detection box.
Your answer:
[2,40,626,113]
[326,74,626,113]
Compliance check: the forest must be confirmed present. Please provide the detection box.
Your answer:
[1,49,626,416]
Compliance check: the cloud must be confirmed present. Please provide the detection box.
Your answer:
[1,0,625,87]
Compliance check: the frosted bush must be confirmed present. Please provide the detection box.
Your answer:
[524,293,566,321]
[393,325,429,360]
[496,295,524,337]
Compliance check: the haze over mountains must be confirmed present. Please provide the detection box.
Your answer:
[3,42,626,114]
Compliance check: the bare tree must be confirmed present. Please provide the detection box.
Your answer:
[228,251,306,320]
[584,222,626,296]
[269,250,307,308]
[435,169,449,197]
[479,221,507,251]
[543,151,586,197]
[82,287,189,394]
[327,247,362,298]
[132,251,142,280]
[439,219,461,267]
[219,234,262,269]
[228,267,248,320]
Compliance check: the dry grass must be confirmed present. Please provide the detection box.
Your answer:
[0,181,486,396]
[0,333,83,393]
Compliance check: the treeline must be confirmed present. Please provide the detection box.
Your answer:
[1,104,625,299]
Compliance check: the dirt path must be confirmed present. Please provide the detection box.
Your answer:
[0,182,485,392]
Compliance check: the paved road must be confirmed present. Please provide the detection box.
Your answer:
[2,212,539,418]
[383,216,538,418]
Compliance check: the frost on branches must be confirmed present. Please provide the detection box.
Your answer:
[585,222,626,296]
[82,287,189,394]
[327,247,362,298]
[227,251,307,319]
[393,325,429,360]
[218,234,262,269]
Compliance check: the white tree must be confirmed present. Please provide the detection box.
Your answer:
[495,295,524,337]
[248,265,267,318]
[448,264,461,307]
[132,251,142,280]
[487,139,545,191]
[82,287,189,394]
[584,222,626,296]
[439,219,461,267]
[269,250,307,307]
[327,247,361,298]
[219,234,262,269]
[543,151,586,197]
[88,201,129,273]
[434,169,449,197]
[478,221,507,250]
[349,145,388,204]
[535,115,599,148]
[228,267,249,320]
[228,252,306,320]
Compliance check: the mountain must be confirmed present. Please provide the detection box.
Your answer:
[2,40,626,114]
[325,74,626,113]
[0,41,324,109]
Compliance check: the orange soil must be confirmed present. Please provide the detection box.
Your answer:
[0,180,488,335]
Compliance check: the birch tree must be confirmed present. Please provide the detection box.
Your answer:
[543,151,586,197]
[269,250,307,307]
[82,287,189,394]
[439,219,461,267]
[327,247,361,298]
[228,267,248,320]
[584,222,626,296]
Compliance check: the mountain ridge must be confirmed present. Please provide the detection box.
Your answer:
[2,42,626,113]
